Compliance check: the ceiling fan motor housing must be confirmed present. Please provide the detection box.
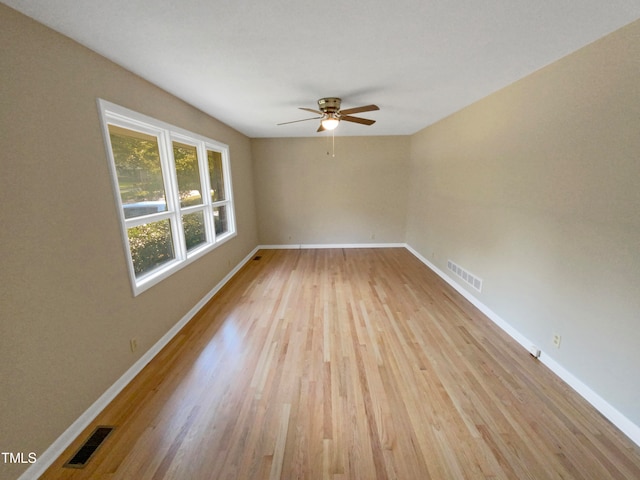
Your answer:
[318,97,341,113]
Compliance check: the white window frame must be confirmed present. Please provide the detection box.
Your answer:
[98,99,236,296]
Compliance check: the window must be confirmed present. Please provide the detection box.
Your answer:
[98,100,236,295]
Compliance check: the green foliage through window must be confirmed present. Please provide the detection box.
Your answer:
[127,220,175,277]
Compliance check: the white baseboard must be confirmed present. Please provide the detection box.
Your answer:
[538,353,640,446]
[19,246,260,480]
[258,242,406,250]
[404,243,640,448]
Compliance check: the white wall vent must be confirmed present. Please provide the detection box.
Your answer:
[447,260,483,292]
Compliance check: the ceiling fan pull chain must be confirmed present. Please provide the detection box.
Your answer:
[332,129,335,157]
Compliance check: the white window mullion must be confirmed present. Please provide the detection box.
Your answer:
[124,211,172,229]
[221,148,235,234]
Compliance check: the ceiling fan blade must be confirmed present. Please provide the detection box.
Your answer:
[300,107,324,115]
[277,116,322,126]
[317,123,326,132]
[340,115,376,126]
[339,104,379,115]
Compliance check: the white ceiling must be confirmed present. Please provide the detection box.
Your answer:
[4,0,640,137]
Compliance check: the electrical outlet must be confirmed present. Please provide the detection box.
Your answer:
[130,338,138,352]
[552,334,561,348]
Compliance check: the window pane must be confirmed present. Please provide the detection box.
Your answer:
[213,205,228,235]
[207,150,226,202]
[108,125,167,219]
[183,211,206,251]
[173,141,203,207]
[127,219,175,277]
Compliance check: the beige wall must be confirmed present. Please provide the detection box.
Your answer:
[0,5,258,478]
[406,19,640,426]
[252,136,410,245]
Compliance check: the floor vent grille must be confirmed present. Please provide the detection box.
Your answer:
[447,260,483,292]
[253,256,262,261]
[63,426,114,469]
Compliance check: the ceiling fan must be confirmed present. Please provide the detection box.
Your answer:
[277,97,379,132]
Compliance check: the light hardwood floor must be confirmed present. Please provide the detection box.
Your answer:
[42,248,640,479]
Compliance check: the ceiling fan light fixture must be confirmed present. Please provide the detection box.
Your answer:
[321,115,340,131]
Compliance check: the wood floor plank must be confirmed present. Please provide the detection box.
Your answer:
[40,248,640,479]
